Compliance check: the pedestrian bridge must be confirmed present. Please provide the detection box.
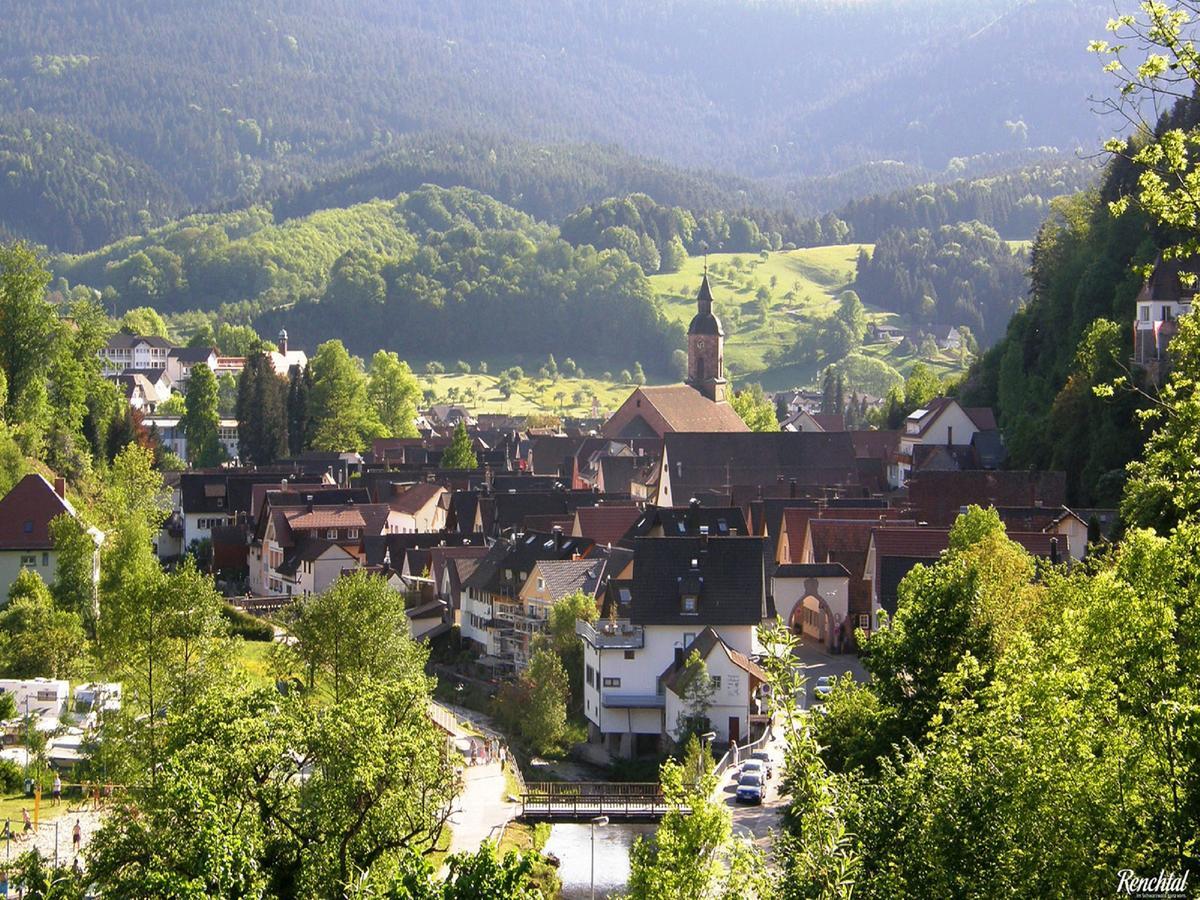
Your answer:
[520,782,684,821]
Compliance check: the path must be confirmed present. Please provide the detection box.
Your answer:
[716,726,789,850]
[794,640,867,709]
[446,761,517,857]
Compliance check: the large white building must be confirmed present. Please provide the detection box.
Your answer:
[578,536,769,757]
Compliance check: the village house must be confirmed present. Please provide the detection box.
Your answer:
[891,397,999,487]
[578,535,768,757]
[460,530,595,670]
[1133,255,1198,383]
[98,333,175,376]
[259,497,392,596]
[510,557,606,669]
[0,474,103,602]
[661,626,771,746]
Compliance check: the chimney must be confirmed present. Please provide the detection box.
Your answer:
[306,494,314,513]
[674,646,685,671]
[789,478,797,499]
[53,477,65,499]
[947,425,953,447]
[553,526,564,552]
[1049,537,1060,566]
[280,479,288,493]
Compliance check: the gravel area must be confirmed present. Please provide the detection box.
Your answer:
[2,809,106,867]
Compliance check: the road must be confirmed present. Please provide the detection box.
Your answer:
[719,644,868,848]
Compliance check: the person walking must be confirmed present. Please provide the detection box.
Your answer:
[72,819,81,854]
[20,808,31,840]
[51,774,61,807]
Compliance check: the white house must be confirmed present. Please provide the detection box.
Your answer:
[662,627,770,745]
[0,474,102,603]
[891,398,995,488]
[0,678,70,725]
[771,563,852,645]
[578,536,768,757]
[98,334,175,376]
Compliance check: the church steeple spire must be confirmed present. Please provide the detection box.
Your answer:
[686,275,727,402]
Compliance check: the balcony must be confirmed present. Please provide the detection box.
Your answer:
[577,619,645,650]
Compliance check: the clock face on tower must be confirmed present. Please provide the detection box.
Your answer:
[697,339,704,351]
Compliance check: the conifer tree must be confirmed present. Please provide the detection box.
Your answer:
[440,421,477,470]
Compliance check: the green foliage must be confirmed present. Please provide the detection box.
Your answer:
[284,570,422,702]
[542,590,599,710]
[672,650,718,743]
[855,221,1029,346]
[49,512,99,633]
[236,351,291,464]
[625,739,767,899]
[368,350,421,439]
[0,568,87,679]
[120,306,169,338]
[308,340,385,452]
[731,383,780,432]
[389,842,544,899]
[522,646,569,756]
[221,604,275,642]
[182,362,224,467]
[440,421,477,470]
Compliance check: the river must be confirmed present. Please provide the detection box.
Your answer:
[542,822,657,899]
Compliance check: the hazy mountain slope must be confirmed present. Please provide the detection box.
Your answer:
[0,0,1111,210]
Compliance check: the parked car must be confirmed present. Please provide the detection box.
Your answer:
[749,750,773,778]
[736,759,766,781]
[736,772,764,804]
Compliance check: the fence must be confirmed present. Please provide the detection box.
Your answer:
[520,781,677,820]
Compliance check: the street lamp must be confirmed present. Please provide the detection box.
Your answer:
[590,815,609,900]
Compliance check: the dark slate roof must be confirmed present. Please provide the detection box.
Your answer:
[179,472,230,515]
[463,531,595,596]
[627,505,748,539]
[625,536,766,626]
[663,432,860,504]
[906,470,1067,528]
[168,346,217,363]
[535,558,605,600]
[106,333,175,350]
[687,276,724,337]
[773,563,851,579]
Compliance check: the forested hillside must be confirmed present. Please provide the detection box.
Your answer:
[0,0,1110,250]
[52,185,683,373]
[957,100,1199,505]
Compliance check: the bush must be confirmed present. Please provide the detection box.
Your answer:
[0,758,22,792]
[221,604,275,641]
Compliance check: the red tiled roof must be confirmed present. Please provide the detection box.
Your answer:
[388,482,446,516]
[574,505,643,546]
[869,526,1065,559]
[964,407,998,431]
[0,474,75,550]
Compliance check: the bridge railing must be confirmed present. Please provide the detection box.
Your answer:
[521,781,675,819]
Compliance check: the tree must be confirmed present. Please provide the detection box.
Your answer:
[541,590,598,710]
[287,364,313,453]
[440,421,477,470]
[0,569,86,678]
[285,570,419,702]
[732,383,780,432]
[625,741,766,899]
[49,513,99,633]
[835,290,867,349]
[670,348,689,381]
[181,362,224,467]
[368,350,421,438]
[522,645,568,755]
[673,650,717,743]
[236,351,290,465]
[119,305,169,338]
[390,842,545,899]
[632,362,647,386]
[308,340,385,451]
[0,243,56,431]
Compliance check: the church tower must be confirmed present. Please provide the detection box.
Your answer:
[686,275,727,402]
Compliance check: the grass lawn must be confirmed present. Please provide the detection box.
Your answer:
[414,245,974,407]
[231,639,279,690]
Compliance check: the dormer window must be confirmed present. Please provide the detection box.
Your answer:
[681,595,698,615]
